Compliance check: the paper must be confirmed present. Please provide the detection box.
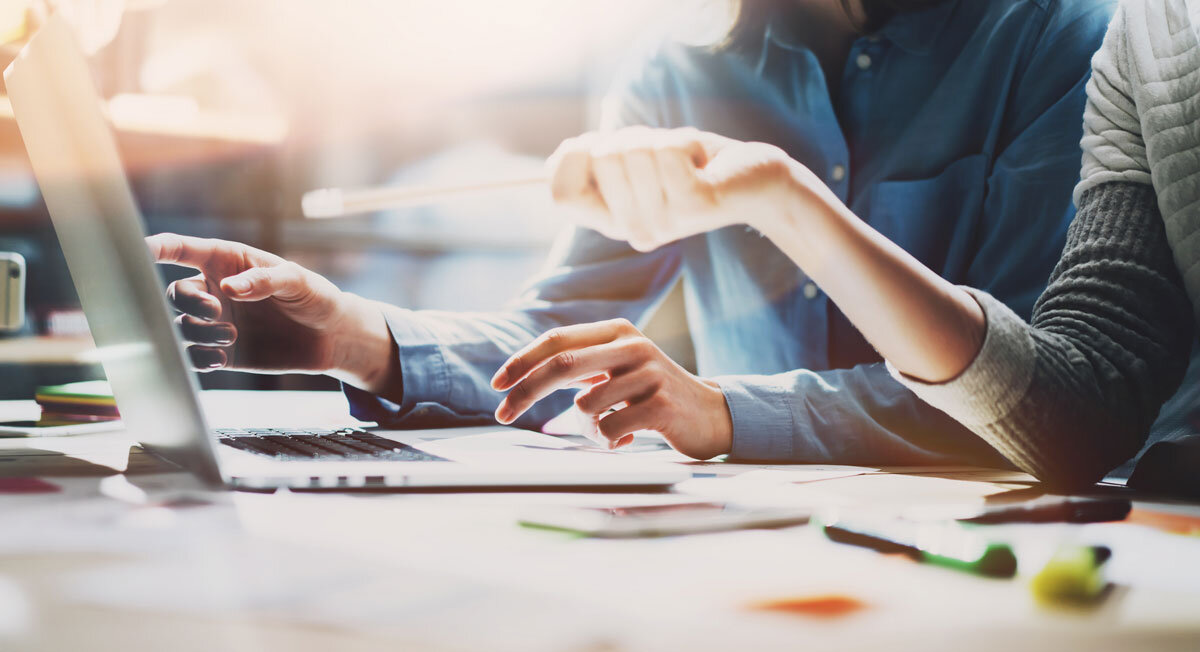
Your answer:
[719,468,876,483]
[0,575,32,638]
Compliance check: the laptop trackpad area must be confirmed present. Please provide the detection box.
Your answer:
[409,429,617,464]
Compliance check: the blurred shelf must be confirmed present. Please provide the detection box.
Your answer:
[0,335,96,365]
[0,93,287,174]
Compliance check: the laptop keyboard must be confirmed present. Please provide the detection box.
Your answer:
[215,427,448,462]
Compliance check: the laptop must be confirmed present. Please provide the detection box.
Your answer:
[5,16,688,490]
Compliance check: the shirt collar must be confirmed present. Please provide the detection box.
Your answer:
[764,0,959,56]
[877,0,959,55]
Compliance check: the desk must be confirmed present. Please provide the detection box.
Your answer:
[2,391,1199,652]
[0,335,95,365]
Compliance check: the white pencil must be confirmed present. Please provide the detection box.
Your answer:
[301,174,549,218]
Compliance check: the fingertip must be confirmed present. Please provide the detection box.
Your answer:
[490,368,509,391]
[200,296,222,320]
[188,346,227,372]
[220,276,251,297]
[214,322,237,346]
[144,233,162,257]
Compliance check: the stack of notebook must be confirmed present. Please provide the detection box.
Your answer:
[34,380,120,425]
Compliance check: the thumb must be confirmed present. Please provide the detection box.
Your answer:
[691,131,738,168]
[220,262,309,302]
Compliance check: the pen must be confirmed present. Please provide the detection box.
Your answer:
[960,497,1131,525]
[820,516,1018,578]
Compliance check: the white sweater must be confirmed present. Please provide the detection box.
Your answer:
[1077,0,1200,323]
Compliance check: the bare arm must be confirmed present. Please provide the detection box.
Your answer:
[756,163,986,384]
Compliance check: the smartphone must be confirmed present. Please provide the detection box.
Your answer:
[519,501,810,538]
[0,419,124,437]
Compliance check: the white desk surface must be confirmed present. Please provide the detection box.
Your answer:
[1,390,1199,652]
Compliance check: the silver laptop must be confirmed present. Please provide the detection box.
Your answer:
[5,16,688,490]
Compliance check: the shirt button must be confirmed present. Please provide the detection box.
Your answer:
[831,164,846,182]
[803,282,819,300]
[856,53,872,70]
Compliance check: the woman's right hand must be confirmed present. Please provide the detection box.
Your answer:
[145,233,393,391]
[546,126,829,252]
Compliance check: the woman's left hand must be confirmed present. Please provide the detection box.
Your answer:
[491,319,733,460]
[547,126,815,251]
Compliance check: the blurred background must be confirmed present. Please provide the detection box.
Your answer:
[0,0,726,398]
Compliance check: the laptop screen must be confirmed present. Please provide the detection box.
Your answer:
[6,16,224,486]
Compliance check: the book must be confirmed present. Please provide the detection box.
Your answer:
[35,380,120,421]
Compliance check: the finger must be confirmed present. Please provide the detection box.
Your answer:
[567,373,609,390]
[688,127,735,166]
[495,339,651,424]
[187,345,228,371]
[146,233,221,270]
[655,141,710,210]
[548,135,609,230]
[597,400,663,447]
[492,318,637,390]
[591,146,644,243]
[147,233,284,271]
[574,367,660,417]
[166,275,222,321]
[220,262,310,302]
[547,135,597,204]
[176,314,236,347]
[622,146,668,242]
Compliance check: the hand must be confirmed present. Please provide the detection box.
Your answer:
[490,319,733,459]
[145,233,393,390]
[547,126,819,252]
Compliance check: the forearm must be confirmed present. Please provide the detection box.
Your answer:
[753,163,986,383]
[716,364,1010,467]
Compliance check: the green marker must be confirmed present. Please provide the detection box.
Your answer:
[820,516,1018,579]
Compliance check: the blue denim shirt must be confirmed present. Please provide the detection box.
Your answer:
[346,0,1115,466]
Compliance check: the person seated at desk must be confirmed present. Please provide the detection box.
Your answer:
[148,0,1112,468]
[505,0,1200,491]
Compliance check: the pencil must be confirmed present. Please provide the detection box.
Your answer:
[301,174,549,218]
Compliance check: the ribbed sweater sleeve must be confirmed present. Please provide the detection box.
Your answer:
[890,182,1195,487]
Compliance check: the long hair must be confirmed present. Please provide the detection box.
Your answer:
[719,0,948,52]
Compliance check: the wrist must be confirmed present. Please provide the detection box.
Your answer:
[700,378,734,458]
[329,293,396,393]
[752,160,855,278]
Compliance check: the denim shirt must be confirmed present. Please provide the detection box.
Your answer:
[346,0,1115,466]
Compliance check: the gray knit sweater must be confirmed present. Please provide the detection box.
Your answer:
[893,183,1193,487]
[889,0,1200,487]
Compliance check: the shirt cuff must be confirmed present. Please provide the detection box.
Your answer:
[716,375,797,460]
[886,287,1036,428]
[341,309,450,424]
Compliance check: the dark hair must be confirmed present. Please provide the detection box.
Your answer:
[720,0,947,52]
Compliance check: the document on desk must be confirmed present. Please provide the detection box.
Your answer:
[414,429,671,467]
[677,471,1032,516]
